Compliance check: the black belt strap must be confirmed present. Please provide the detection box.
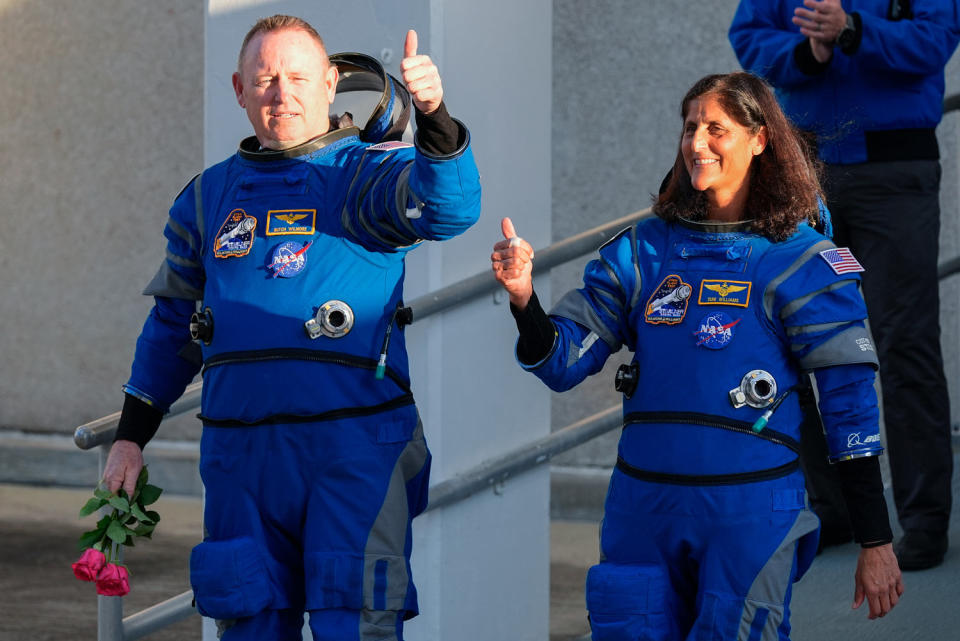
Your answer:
[199,392,415,428]
[616,456,800,486]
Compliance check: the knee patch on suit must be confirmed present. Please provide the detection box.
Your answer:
[585,562,679,641]
[190,537,274,620]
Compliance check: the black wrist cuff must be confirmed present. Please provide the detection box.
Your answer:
[114,393,163,450]
[793,38,831,75]
[836,455,894,545]
[414,102,464,156]
[510,290,556,366]
[860,539,891,549]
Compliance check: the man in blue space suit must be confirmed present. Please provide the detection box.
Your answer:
[492,72,901,639]
[101,15,481,641]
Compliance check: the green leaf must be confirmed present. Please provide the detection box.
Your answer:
[130,503,152,524]
[133,523,156,537]
[78,528,105,550]
[139,484,163,506]
[145,510,161,523]
[124,514,138,526]
[124,534,135,547]
[95,515,112,530]
[106,519,128,544]
[79,497,107,519]
[135,466,149,496]
[108,496,130,513]
[93,486,112,500]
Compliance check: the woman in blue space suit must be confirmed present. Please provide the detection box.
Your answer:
[491,72,902,640]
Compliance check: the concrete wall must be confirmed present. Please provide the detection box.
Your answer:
[549,0,960,514]
[0,0,203,433]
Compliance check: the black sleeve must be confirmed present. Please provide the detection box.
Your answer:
[509,290,556,366]
[835,455,894,547]
[414,102,465,156]
[114,394,164,450]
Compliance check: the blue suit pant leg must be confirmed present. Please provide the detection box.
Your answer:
[591,469,818,641]
[195,411,431,641]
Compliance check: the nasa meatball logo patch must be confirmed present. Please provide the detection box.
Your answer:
[694,311,740,349]
[267,241,312,278]
[644,274,692,325]
[214,209,257,258]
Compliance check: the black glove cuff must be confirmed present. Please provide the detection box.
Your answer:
[835,455,894,546]
[114,393,163,450]
[510,290,556,366]
[414,102,464,156]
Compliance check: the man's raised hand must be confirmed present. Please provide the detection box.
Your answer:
[401,29,443,115]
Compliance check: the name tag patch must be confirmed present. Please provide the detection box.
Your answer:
[698,279,751,307]
[266,209,316,236]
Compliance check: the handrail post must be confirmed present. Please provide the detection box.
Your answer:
[98,595,123,641]
[96,442,124,641]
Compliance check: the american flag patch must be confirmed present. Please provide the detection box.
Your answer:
[819,247,864,275]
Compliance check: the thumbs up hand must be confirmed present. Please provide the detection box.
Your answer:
[491,217,535,309]
[401,29,443,115]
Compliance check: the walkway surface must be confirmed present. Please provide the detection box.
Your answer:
[2,444,957,641]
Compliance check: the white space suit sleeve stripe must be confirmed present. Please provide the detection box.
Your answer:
[393,166,422,237]
[601,261,626,304]
[142,262,202,300]
[629,226,643,309]
[763,239,834,320]
[165,249,200,269]
[194,170,206,250]
[779,280,857,320]
[797,323,879,371]
[166,216,198,253]
[551,290,622,352]
[785,321,847,337]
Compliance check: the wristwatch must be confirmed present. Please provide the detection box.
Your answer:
[836,12,858,51]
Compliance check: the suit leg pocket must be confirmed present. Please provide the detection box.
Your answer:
[585,562,677,641]
[190,537,274,620]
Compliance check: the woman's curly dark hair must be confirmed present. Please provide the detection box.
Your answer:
[654,72,823,241]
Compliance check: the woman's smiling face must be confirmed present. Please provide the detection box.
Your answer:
[681,93,767,216]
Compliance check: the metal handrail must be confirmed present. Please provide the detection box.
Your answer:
[945,93,960,114]
[74,382,203,450]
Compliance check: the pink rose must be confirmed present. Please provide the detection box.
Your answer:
[72,548,106,582]
[95,563,130,597]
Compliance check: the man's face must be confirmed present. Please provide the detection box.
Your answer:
[232,28,338,150]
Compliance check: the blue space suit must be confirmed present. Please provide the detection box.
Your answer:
[124,125,480,640]
[522,217,880,640]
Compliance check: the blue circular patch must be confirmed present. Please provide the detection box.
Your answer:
[268,241,309,278]
[694,311,739,350]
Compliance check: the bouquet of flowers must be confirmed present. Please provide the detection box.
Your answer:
[71,466,162,596]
